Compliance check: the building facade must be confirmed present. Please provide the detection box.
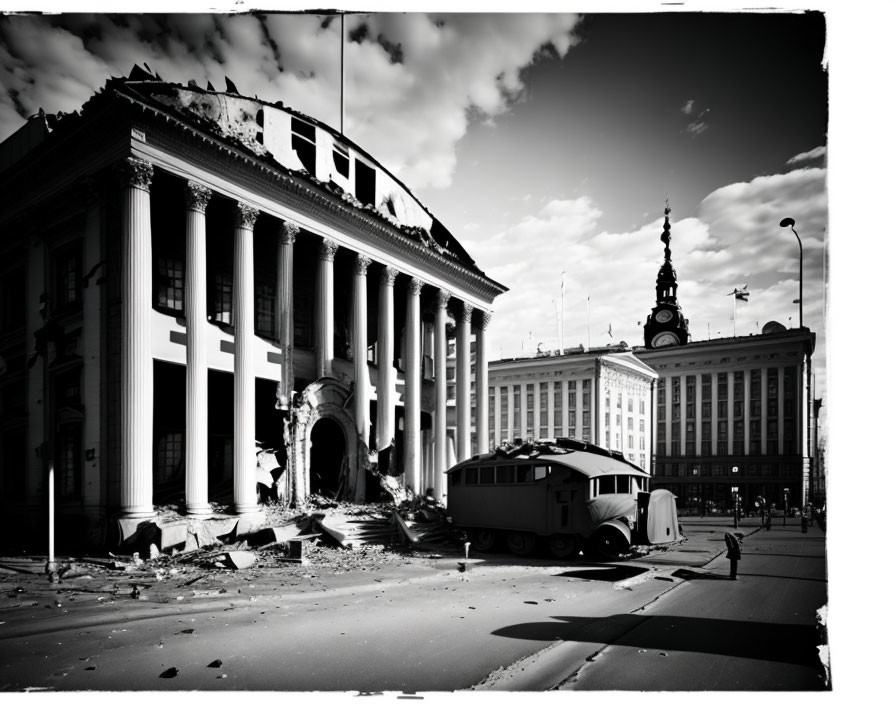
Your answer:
[635,328,816,513]
[635,204,817,512]
[0,66,505,549]
[486,346,658,471]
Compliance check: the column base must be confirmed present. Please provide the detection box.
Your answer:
[233,503,261,515]
[186,505,214,518]
[119,509,156,520]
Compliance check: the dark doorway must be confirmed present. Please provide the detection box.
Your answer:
[310,417,346,497]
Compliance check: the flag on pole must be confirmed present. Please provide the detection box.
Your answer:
[728,285,750,302]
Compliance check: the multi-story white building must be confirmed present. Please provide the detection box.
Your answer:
[485,346,658,470]
[0,65,505,550]
[635,204,817,510]
[634,326,816,512]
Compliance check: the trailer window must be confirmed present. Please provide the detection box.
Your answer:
[496,465,514,483]
[480,466,495,484]
[533,465,550,481]
[464,467,479,485]
[516,465,533,483]
[598,476,615,494]
[616,476,631,493]
[450,471,461,486]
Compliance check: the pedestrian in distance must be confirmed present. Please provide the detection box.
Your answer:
[724,532,742,580]
[801,505,809,533]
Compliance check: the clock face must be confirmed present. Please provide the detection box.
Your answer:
[651,331,679,348]
[655,309,673,324]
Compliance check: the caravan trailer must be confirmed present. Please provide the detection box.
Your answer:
[446,438,680,559]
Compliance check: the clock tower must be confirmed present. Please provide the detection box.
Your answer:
[644,204,690,349]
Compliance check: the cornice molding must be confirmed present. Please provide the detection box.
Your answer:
[109,90,507,302]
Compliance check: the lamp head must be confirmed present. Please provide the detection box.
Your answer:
[780,217,795,228]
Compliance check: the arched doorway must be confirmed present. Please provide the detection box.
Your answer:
[310,417,346,497]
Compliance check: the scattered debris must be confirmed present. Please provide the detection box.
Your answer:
[159,667,179,678]
[221,551,256,570]
[207,659,223,668]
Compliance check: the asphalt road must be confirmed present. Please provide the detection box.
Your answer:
[0,521,828,692]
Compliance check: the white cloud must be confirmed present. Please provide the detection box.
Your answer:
[0,12,581,191]
[473,166,828,394]
[787,145,827,165]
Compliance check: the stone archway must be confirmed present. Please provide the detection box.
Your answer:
[293,378,365,503]
[310,417,345,497]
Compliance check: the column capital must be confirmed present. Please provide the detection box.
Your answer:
[408,277,424,296]
[436,289,451,309]
[235,202,259,229]
[280,222,300,245]
[354,253,372,275]
[120,157,153,191]
[460,302,474,324]
[478,310,493,330]
[320,237,339,261]
[380,266,398,287]
[185,181,212,214]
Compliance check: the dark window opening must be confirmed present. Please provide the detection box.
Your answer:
[355,159,376,207]
[156,256,185,312]
[54,242,82,313]
[0,267,26,333]
[333,146,350,178]
[291,117,316,174]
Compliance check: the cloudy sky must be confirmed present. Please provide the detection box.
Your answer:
[0,4,830,394]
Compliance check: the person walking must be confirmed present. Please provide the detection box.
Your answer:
[724,532,742,580]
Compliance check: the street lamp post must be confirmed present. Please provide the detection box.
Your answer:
[779,218,803,329]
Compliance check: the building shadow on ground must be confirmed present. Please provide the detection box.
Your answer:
[492,613,823,669]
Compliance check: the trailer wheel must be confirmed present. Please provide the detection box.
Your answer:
[547,534,578,560]
[506,532,537,557]
[470,529,497,552]
[593,525,630,559]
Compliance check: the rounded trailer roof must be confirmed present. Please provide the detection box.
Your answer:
[448,439,649,480]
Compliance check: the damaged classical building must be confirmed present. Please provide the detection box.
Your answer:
[0,66,505,550]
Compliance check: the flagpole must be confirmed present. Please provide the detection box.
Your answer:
[587,295,591,349]
[560,271,565,353]
[732,293,737,337]
[340,13,345,134]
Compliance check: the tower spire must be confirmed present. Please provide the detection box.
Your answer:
[643,202,690,348]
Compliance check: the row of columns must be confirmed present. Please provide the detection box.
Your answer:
[118,157,492,518]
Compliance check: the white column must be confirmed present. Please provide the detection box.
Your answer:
[233,202,259,515]
[476,311,491,454]
[276,223,298,410]
[695,376,703,456]
[711,373,719,450]
[377,266,397,452]
[405,277,422,492]
[353,254,372,448]
[434,289,450,497]
[185,181,212,517]
[456,303,472,461]
[119,157,155,518]
[316,238,338,379]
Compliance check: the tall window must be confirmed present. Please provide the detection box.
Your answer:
[750,419,761,454]
[156,256,185,312]
[717,419,728,455]
[526,384,535,434]
[750,369,762,417]
[54,242,82,312]
[733,371,744,419]
[568,384,577,433]
[539,382,549,436]
[500,388,508,437]
[553,386,562,436]
[717,374,728,418]
[733,419,745,454]
[254,281,276,337]
[57,425,82,499]
[581,380,591,441]
[212,272,233,324]
[489,389,496,439]
[513,385,521,438]
[670,421,680,456]
[685,375,695,420]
